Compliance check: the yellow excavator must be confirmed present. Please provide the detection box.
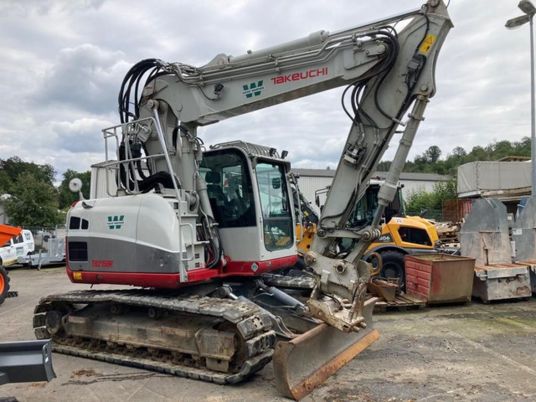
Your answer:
[293,179,439,288]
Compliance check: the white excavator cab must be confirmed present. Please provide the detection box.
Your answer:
[201,142,296,264]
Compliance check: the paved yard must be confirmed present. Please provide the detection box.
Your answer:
[1,267,536,401]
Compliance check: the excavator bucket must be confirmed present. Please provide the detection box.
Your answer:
[273,299,379,400]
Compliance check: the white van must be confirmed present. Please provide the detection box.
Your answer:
[0,230,35,266]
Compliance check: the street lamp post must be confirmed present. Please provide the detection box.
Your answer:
[506,0,536,196]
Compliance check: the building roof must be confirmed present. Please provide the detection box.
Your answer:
[291,168,451,182]
[497,156,531,162]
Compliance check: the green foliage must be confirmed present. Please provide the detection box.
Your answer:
[451,146,466,158]
[425,145,441,163]
[405,189,435,215]
[58,169,91,210]
[4,172,62,227]
[0,157,90,226]
[0,171,11,194]
[0,156,63,227]
[0,156,55,189]
[400,137,531,176]
[405,179,457,218]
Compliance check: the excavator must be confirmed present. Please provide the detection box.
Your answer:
[33,2,451,399]
[292,178,440,289]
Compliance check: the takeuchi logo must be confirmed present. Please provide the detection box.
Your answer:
[242,80,264,98]
[107,215,125,230]
[271,67,329,85]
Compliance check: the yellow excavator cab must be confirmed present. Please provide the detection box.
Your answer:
[369,216,439,251]
[298,216,438,255]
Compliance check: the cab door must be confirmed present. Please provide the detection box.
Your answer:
[0,238,17,265]
[13,234,26,259]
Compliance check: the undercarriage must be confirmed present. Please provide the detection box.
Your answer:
[33,287,276,384]
[33,279,378,398]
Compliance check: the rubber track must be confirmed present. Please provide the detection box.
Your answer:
[33,289,276,384]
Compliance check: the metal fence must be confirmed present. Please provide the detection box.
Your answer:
[406,199,474,222]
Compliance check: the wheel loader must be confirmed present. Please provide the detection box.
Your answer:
[293,179,439,290]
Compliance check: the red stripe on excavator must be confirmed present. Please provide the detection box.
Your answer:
[66,265,185,288]
[66,255,297,288]
[222,255,298,276]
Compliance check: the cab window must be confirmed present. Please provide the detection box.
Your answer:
[201,150,256,228]
[349,187,378,228]
[255,162,293,251]
[398,227,432,246]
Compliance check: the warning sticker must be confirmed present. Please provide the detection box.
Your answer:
[419,34,437,55]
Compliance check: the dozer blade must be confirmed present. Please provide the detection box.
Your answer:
[273,299,379,400]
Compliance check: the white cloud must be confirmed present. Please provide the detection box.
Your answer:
[35,44,129,113]
[0,0,533,180]
[50,117,114,153]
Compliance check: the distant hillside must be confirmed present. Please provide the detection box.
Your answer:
[377,137,531,176]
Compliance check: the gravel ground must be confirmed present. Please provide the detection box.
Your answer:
[1,267,535,401]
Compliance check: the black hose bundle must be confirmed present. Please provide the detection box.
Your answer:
[118,59,171,124]
[321,18,431,231]
[341,27,400,128]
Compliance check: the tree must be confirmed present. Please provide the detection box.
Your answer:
[514,137,531,156]
[58,169,91,209]
[451,146,466,158]
[0,156,55,187]
[491,140,514,160]
[425,145,442,163]
[405,189,436,215]
[466,145,487,162]
[0,171,10,194]
[382,138,532,176]
[405,179,457,220]
[4,172,62,227]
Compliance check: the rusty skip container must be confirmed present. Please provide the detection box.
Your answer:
[405,254,475,304]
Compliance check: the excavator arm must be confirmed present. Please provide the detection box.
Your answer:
[125,0,451,330]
